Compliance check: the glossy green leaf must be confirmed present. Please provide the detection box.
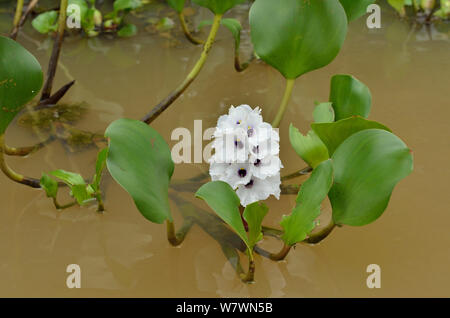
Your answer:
[199,18,241,51]
[196,181,249,248]
[40,173,58,199]
[330,129,413,226]
[114,0,142,12]
[249,0,348,79]
[313,102,335,123]
[91,148,108,192]
[50,169,85,186]
[280,159,334,246]
[167,0,185,13]
[31,11,58,34]
[339,0,375,21]
[311,116,391,156]
[0,36,43,135]
[289,124,329,169]
[117,23,137,37]
[105,118,174,224]
[243,202,268,249]
[192,0,246,14]
[330,74,372,121]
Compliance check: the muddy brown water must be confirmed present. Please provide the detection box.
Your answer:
[0,3,449,297]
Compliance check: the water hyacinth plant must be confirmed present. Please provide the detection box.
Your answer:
[0,0,414,283]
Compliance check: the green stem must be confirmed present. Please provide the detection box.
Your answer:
[3,135,55,157]
[271,78,296,128]
[40,0,68,101]
[12,0,24,27]
[178,12,204,45]
[95,192,104,212]
[240,249,255,283]
[52,197,77,210]
[304,220,336,244]
[269,243,291,261]
[234,50,255,72]
[166,219,193,247]
[142,14,223,124]
[0,135,41,188]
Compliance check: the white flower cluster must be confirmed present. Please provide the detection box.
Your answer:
[209,105,283,206]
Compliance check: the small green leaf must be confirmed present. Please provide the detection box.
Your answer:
[199,18,241,51]
[311,116,391,156]
[167,0,185,13]
[91,148,108,192]
[31,11,58,34]
[280,159,334,246]
[192,0,246,14]
[0,36,43,134]
[106,118,174,224]
[71,184,91,205]
[50,169,85,186]
[313,102,335,123]
[330,129,413,226]
[114,0,142,12]
[117,23,137,37]
[289,124,329,169]
[196,181,250,249]
[339,0,375,21]
[249,0,348,79]
[40,173,58,199]
[330,74,372,121]
[243,202,268,249]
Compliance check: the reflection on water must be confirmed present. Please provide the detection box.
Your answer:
[0,3,449,297]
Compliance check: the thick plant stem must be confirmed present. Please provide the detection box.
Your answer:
[178,12,204,45]
[0,135,41,188]
[269,243,292,261]
[240,250,255,283]
[10,0,38,40]
[53,197,77,210]
[166,219,193,247]
[304,220,336,244]
[142,14,223,124]
[271,78,296,128]
[40,0,68,101]
[234,52,254,72]
[3,136,55,157]
[12,0,24,28]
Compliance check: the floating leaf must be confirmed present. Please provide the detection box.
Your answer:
[114,0,142,12]
[289,124,329,169]
[280,159,334,246]
[199,18,241,51]
[192,0,246,14]
[313,102,335,123]
[118,23,137,37]
[330,129,413,226]
[167,0,185,13]
[249,0,347,79]
[106,118,174,224]
[311,116,391,156]
[339,0,375,21]
[243,202,268,249]
[0,36,43,134]
[40,173,58,199]
[330,74,372,121]
[196,181,249,249]
[32,11,59,34]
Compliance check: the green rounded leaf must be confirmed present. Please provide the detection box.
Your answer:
[167,0,185,13]
[289,124,329,169]
[195,181,249,248]
[249,0,348,79]
[106,118,174,224]
[280,159,334,246]
[192,0,246,14]
[330,74,372,121]
[339,0,375,21]
[31,11,58,34]
[330,129,413,226]
[0,36,43,135]
[311,116,391,156]
[118,23,137,37]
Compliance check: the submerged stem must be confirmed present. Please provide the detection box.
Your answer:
[0,135,41,188]
[52,197,77,210]
[178,12,204,45]
[271,78,296,128]
[40,0,68,101]
[166,219,194,247]
[142,14,223,124]
[269,243,292,261]
[3,135,55,157]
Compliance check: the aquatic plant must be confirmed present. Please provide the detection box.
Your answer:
[0,0,414,283]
